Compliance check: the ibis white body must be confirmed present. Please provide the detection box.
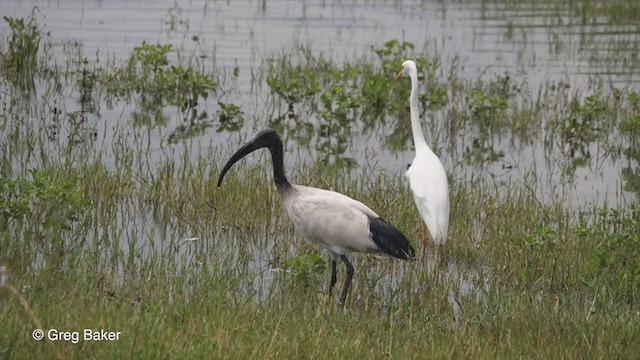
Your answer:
[217,129,414,307]
[281,185,385,258]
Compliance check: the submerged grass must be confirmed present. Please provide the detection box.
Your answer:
[0,8,639,359]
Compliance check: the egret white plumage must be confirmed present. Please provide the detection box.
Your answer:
[395,60,450,246]
[217,129,415,307]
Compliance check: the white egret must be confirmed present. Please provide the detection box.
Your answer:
[217,129,415,307]
[395,60,450,246]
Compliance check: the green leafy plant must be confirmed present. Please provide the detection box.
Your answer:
[373,39,424,75]
[284,254,327,288]
[216,101,244,132]
[620,91,640,138]
[319,85,358,125]
[266,63,320,113]
[372,39,430,109]
[0,169,87,233]
[368,39,447,141]
[102,41,216,118]
[559,95,606,166]
[162,65,216,111]
[360,72,396,120]
[420,86,448,111]
[77,59,98,112]
[102,41,172,103]
[466,87,508,127]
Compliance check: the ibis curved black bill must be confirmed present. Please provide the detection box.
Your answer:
[217,129,291,190]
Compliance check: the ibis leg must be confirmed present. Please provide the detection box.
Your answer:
[328,259,337,295]
[338,255,354,308]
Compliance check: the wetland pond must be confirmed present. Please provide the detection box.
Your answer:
[2,0,639,208]
[1,1,640,308]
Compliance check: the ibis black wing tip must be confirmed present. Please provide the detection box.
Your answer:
[368,215,414,261]
[403,244,417,261]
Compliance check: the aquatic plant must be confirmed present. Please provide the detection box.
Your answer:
[1,11,42,91]
[266,58,320,114]
[101,41,216,119]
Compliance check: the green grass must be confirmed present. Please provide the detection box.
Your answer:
[1,8,639,359]
[1,154,638,358]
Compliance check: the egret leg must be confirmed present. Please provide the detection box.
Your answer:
[338,255,354,308]
[437,245,447,267]
[328,259,337,295]
[421,222,428,245]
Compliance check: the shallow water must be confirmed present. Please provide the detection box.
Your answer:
[1,0,638,207]
[4,1,639,86]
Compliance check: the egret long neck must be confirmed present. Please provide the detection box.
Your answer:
[409,72,429,152]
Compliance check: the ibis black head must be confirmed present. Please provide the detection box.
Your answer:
[217,129,291,190]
